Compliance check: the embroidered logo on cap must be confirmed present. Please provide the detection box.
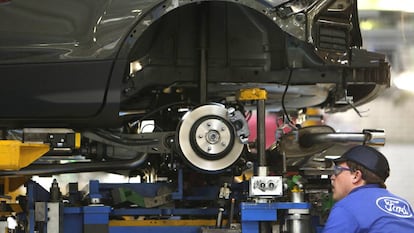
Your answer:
[376,197,413,218]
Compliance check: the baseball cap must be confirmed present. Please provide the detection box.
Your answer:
[334,145,390,181]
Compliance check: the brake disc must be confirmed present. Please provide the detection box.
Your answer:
[177,104,244,173]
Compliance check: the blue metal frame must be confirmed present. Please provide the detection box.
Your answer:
[26,180,50,233]
[24,177,318,233]
[240,202,311,233]
[62,206,111,233]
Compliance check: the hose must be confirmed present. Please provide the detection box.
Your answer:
[0,153,148,176]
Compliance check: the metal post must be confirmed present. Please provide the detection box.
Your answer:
[199,4,208,104]
[257,99,267,175]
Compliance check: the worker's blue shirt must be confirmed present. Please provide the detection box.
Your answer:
[323,184,414,233]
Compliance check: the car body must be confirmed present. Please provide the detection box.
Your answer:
[0,0,390,174]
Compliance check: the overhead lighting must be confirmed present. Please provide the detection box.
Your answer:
[359,0,414,13]
[129,60,143,76]
[393,71,414,92]
[360,20,375,30]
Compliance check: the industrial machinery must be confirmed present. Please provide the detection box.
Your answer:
[0,0,390,232]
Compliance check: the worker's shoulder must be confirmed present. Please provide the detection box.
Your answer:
[335,187,387,211]
[342,187,414,218]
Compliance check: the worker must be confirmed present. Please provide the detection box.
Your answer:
[323,145,414,232]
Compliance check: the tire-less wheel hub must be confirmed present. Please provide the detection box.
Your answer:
[177,104,244,172]
[191,116,234,159]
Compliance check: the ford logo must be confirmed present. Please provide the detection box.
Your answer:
[376,197,413,218]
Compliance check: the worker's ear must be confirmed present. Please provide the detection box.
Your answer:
[352,170,363,183]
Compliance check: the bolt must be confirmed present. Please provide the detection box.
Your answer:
[295,13,306,24]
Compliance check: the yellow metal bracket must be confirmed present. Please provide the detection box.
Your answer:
[237,88,268,101]
[0,203,23,217]
[0,140,50,170]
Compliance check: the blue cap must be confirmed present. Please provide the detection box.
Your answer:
[334,145,390,181]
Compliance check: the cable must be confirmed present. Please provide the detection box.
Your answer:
[281,68,296,126]
[138,101,194,122]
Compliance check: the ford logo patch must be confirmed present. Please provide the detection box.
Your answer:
[376,197,413,218]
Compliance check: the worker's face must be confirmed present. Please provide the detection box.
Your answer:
[331,162,355,201]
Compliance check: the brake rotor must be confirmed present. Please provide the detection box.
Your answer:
[177,104,244,173]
